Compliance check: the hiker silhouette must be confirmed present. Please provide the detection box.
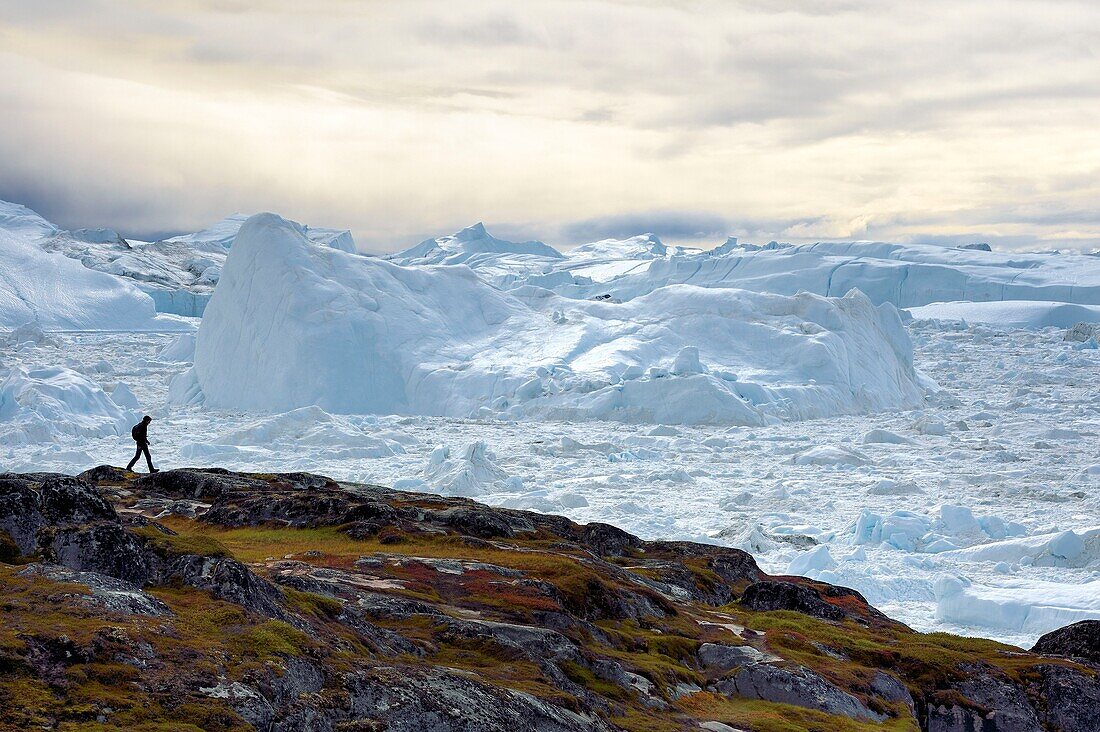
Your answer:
[126,415,159,473]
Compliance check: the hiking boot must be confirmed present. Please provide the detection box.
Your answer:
[150,468,160,474]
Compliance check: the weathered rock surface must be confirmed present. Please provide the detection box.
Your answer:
[1032,663,1100,731]
[1,466,1098,732]
[16,563,170,616]
[344,666,618,732]
[739,579,888,625]
[926,664,1042,732]
[1031,619,1100,664]
[714,663,885,722]
[697,643,776,671]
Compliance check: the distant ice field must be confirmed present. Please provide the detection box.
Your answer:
[3,318,1097,648]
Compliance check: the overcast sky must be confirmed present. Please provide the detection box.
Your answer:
[1,0,1098,252]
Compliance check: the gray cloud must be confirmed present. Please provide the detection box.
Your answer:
[413,14,546,47]
[0,0,1097,252]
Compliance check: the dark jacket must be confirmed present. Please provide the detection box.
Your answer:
[131,421,149,445]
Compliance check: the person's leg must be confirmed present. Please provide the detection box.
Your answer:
[142,444,155,472]
[127,444,142,470]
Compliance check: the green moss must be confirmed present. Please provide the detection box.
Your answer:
[559,660,632,701]
[232,620,312,658]
[433,635,528,669]
[161,703,250,732]
[608,706,687,732]
[677,692,919,732]
[58,725,211,732]
[733,606,1070,695]
[0,676,63,729]
[282,588,344,620]
[133,526,232,559]
[647,632,700,661]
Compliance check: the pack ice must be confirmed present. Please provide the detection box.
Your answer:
[173,214,925,425]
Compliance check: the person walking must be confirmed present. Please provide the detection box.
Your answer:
[126,415,159,473]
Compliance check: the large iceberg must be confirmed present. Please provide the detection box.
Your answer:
[576,241,1100,306]
[935,575,1100,637]
[389,221,1100,311]
[0,364,136,442]
[388,222,562,266]
[173,213,926,424]
[546,240,1100,308]
[161,212,356,254]
[0,200,356,317]
[0,227,176,331]
[907,300,1100,329]
[386,223,565,289]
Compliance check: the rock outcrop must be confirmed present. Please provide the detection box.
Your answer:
[1,466,1098,731]
[1031,619,1100,663]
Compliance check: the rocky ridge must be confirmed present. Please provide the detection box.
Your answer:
[0,467,1097,731]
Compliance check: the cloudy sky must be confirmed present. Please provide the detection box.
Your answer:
[1,0,1098,252]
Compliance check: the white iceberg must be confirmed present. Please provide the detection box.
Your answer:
[0,228,177,331]
[175,214,927,426]
[0,365,135,442]
[935,575,1100,637]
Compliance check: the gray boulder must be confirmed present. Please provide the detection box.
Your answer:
[1034,663,1100,731]
[715,663,884,722]
[1031,620,1100,664]
[345,665,618,731]
[697,643,774,671]
[154,554,288,620]
[926,665,1041,732]
[869,670,915,718]
[739,580,845,621]
[49,523,151,585]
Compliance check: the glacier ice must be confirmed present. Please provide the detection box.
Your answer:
[934,575,1100,636]
[562,239,1100,308]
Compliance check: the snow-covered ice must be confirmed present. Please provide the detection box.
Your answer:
[386,222,1100,313]
[908,300,1100,329]
[934,574,1100,637]
[0,364,137,442]
[551,239,1100,308]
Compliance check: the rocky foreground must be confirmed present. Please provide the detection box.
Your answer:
[1,468,1098,732]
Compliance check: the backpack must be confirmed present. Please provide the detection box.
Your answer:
[131,424,142,441]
